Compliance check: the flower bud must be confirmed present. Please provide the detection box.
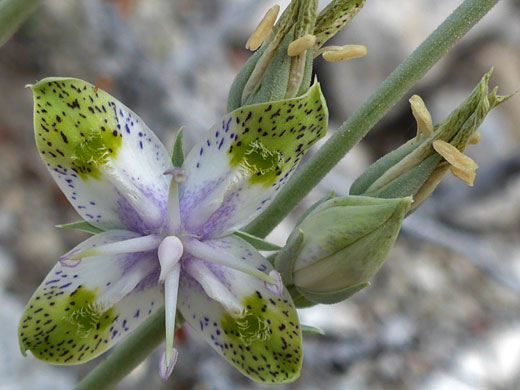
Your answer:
[349,69,511,212]
[227,0,366,111]
[275,195,412,305]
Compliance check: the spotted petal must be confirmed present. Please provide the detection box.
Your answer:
[31,78,172,233]
[18,231,163,364]
[179,82,328,238]
[178,235,303,384]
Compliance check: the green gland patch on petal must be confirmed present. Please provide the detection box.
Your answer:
[31,77,123,180]
[19,285,115,364]
[220,292,302,384]
[227,82,328,187]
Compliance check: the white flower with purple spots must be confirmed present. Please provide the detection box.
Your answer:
[19,77,328,384]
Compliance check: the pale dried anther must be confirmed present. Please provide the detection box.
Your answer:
[287,34,316,57]
[409,95,434,137]
[469,130,482,145]
[433,140,478,186]
[450,166,476,186]
[245,5,280,51]
[321,44,367,62]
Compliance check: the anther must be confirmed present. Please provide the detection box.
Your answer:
[287,34,316,57]
[164,168,186,184]
[246,5,280,51]
[321,44,367,62]
[433,140,478,186]
[409,95,434,137]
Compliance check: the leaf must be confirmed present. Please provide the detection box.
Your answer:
[233,231,282,251]
[171,127,185,168]
[57,221,104,234]
[301,324,325,335]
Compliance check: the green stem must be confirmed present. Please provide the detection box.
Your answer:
[75,308,165,390]
[75,0,500,388]
[0,0,40,47]
[244,0,500,238]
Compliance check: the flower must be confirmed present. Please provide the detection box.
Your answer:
[19,77,328,384]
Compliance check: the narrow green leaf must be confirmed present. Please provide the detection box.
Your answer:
[171,127,185,168]
[233,231,282,251]
[56,221,104,234]
[301,324,325,335]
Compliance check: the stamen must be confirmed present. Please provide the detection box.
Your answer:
[409,95,434,137]
[159,349,178,381]
[287,34,316,57]
[63,234,163,261]
[320,44,367,62]
[450,166,476,186]
[433,140,478,186]
[432,140,478,171]
[246,5,280,51]
[158,236,183,378]
[164,169,185,233]
[164,168,186,184]
[183,238,276,284]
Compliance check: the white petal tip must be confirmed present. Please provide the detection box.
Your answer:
[159,349,178,381]
[264,270,283,296]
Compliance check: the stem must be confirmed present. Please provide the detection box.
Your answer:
[75,308,165,390]
[75,0,500,388]
[245,0,500,238]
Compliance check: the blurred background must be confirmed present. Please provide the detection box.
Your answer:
[0,0,519,389]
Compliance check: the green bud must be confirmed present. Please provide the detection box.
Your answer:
[349,69,512,212]
[227,0,365,112]
[276,196,412,305]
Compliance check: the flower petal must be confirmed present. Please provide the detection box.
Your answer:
[178,236,303,384]
[179,82,328,238]
[31,78,172,233]
[18,231,163,364]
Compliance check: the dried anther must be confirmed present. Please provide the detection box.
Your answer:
[409,95,434,137]
[320,44,367,62]
[246,5,280,51]
[287,34,316,56]
[432,140,478,186]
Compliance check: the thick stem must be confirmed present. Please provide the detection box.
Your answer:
[75,308,165,390]
[245,0,500,238]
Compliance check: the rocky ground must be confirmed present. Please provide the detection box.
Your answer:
[0,1,519,389]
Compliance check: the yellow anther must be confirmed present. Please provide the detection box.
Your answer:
[245,5,280,51]
[450,166,476,186]
[409,95,434,137]
[287,34,316,57]
[468,130,482,145]
[433,140,478,186]
[321,44,367,62]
